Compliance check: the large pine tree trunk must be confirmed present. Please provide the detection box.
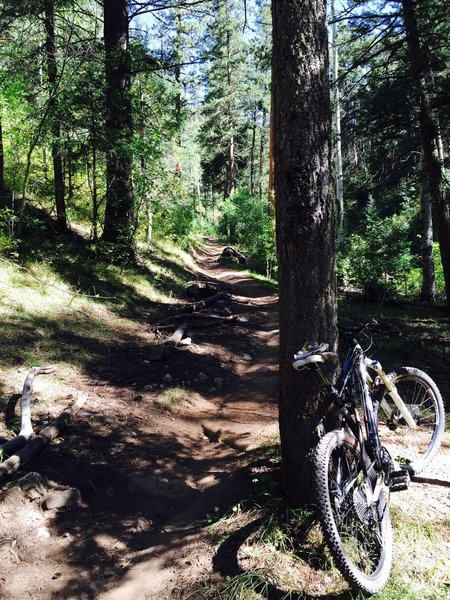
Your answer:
[224,135,236,199]
[272,0,337,506]
[402,0,450,311]
[102,0,135,254]
[44,0,67,231]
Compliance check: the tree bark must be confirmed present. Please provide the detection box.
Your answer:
[102,0,135,254]
[402,0,450,311]
[331,0,344,248]
[420,170,435,302]
[272,0,337,506]
[44,0,67,231]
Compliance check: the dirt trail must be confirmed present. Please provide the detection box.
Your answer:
[95,240,280,600]
[0,238,281,600]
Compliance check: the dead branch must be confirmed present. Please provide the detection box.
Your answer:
[155,314,238,329]
[183,293,225,313]
[18,365,57,439]
[0,395,86,482]
[0,436,28,458]
[149,323,188,361]
[0,365,57,458]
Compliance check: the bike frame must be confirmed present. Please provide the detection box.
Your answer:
[334,339,383,468]
[310,327,419,479]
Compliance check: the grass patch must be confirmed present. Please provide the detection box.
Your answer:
[155,386,191,409]
[240,269,278,292]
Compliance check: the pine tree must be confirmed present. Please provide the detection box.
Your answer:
[273,0,337,506]
[102,0,135,255]
[199,0,248,200]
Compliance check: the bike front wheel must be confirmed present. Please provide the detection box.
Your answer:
[378,367,445,474]
[315,430,393,594]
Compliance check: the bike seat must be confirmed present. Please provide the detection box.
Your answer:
[293,343,336,370]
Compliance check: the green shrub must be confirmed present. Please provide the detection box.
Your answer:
[338,197,416,298]
[218,189,276,276]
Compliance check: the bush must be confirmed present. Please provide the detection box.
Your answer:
[338,197,416,298]
[218,189,276,276]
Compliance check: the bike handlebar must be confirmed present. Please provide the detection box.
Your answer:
[338,319,400,338]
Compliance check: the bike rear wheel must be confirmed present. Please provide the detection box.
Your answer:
[378,367,445,474]
[315,430,392,594]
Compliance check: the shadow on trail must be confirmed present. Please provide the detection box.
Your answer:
[41,438,352,600]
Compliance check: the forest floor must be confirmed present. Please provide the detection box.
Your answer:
[0,238,449,600]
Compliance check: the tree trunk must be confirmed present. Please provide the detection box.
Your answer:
[86,99,100,241]
[272,0,337,506]
[259,107,267,206]
[224,28,236,200]
[250,108,257,196]
[420,170,435,302]
[331,0,344,248]
[102,0,135,255]
[224,135,236,199]
[402,0,450,311]
[174,8,183,149]
[44,0,67,231]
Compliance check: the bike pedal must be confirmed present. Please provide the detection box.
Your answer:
[389,469,411,492]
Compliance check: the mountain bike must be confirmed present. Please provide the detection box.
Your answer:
[292,322,445,594]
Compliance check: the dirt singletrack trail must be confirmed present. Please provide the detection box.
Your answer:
[95,239,280,599]
[0,237,281,600]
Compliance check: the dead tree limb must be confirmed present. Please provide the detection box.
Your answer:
[155,314,238,329]
[19,365,57,439]
[183,293,224,313]
[186,282,218,298]
[149,323,188,361]
[0,365,57,458]
[0,395,86,482]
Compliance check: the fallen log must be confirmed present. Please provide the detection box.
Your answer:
[183,293,224,313]
[186,281,218,298]
[155,313,237,327]
[0,365,57,457]
[0,395,86,482]
[149,323,188,361]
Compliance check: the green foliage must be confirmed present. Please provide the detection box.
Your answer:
[338,197,419,298]
[405,242,446,299]
[218,189,276,276]
[0,208,16,252]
